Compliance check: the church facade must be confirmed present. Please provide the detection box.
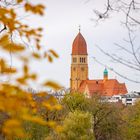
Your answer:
[70,31,127,96]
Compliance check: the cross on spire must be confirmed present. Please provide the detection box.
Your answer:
[79,25,81,32]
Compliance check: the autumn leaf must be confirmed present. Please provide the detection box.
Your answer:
[48,55,53,62]
[32,52,41,59]
[43,81,62,90]
[2,119,25,138]
[42,102,53,110]
[53,104,62,110]
[23,65,28,75]
[17,77,27,85]
[22,115,47,125]
[24,3,45,15]
[17,0,23,3]
[49,49,59,58]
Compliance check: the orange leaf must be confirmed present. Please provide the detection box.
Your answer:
[43,81,61,90]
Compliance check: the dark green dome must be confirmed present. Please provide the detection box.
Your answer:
[104,68,108,76]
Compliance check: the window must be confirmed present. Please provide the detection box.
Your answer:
[73,67,76,71]
[126,98,132,101]
[80,57,86,63]
[84,58,86,63]
[73,57,77,63]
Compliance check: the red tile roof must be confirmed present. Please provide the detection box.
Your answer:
[72,32,87,55]
[78,79,127,96]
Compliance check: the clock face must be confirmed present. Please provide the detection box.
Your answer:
[73,57,77,63]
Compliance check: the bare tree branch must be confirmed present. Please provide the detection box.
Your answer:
[95,45,140,71]
[0,25,7,34]
[92,57,140,83]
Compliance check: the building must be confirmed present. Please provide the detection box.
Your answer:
[101,92,140,105]
[121,92,140,105]
[70,30,127,96]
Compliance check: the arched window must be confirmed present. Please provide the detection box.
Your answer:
[84,58,86,63]
[80,57,82,63]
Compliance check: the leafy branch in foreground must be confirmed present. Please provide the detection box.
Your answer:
[0,0,61,139]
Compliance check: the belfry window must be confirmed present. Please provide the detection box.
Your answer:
[84,58,86,63]
[80,57,86,63]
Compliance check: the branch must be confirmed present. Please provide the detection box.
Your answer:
[112,54,140,68]
[0,25,7,34]
[128,30,140,66]
[92,57,140,83]
[96,45,140,71]
[114,43,133,55]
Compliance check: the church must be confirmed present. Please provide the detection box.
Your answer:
[70,30,127,96]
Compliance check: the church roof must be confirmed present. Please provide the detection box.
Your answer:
[72,32,87,55]
[78,79,127,96]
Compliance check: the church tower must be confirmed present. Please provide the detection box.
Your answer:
[70,30,88,91]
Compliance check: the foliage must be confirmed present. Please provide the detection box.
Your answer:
[60,110,94,140]
[62,93,89,112]
[122,101,140,140]
[61,93,126,140]
[0,0,61,139]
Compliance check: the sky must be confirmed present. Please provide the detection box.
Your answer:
[10,0,140,91]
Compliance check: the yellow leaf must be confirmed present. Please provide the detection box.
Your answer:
[23,65,28,74]
[3,67,17,74]
[48,55,53,63]
[30,74,37,80]
[22,115,47,125]
[17,0,23,3]
[43,81,61,90]
[49,49,59,58]
[32,52,41,59]
[2,119,25,138]
[53,104,62,111]
[42,102,53,110]
[55,125,63,133]
[47,121,56,128]
[17,77,27,85]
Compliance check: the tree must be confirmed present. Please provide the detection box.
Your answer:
[62,93,89,113]
[87,95,124,140]
[60,110,94,140]
[61,93,124,140]
[122,101,140,140]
